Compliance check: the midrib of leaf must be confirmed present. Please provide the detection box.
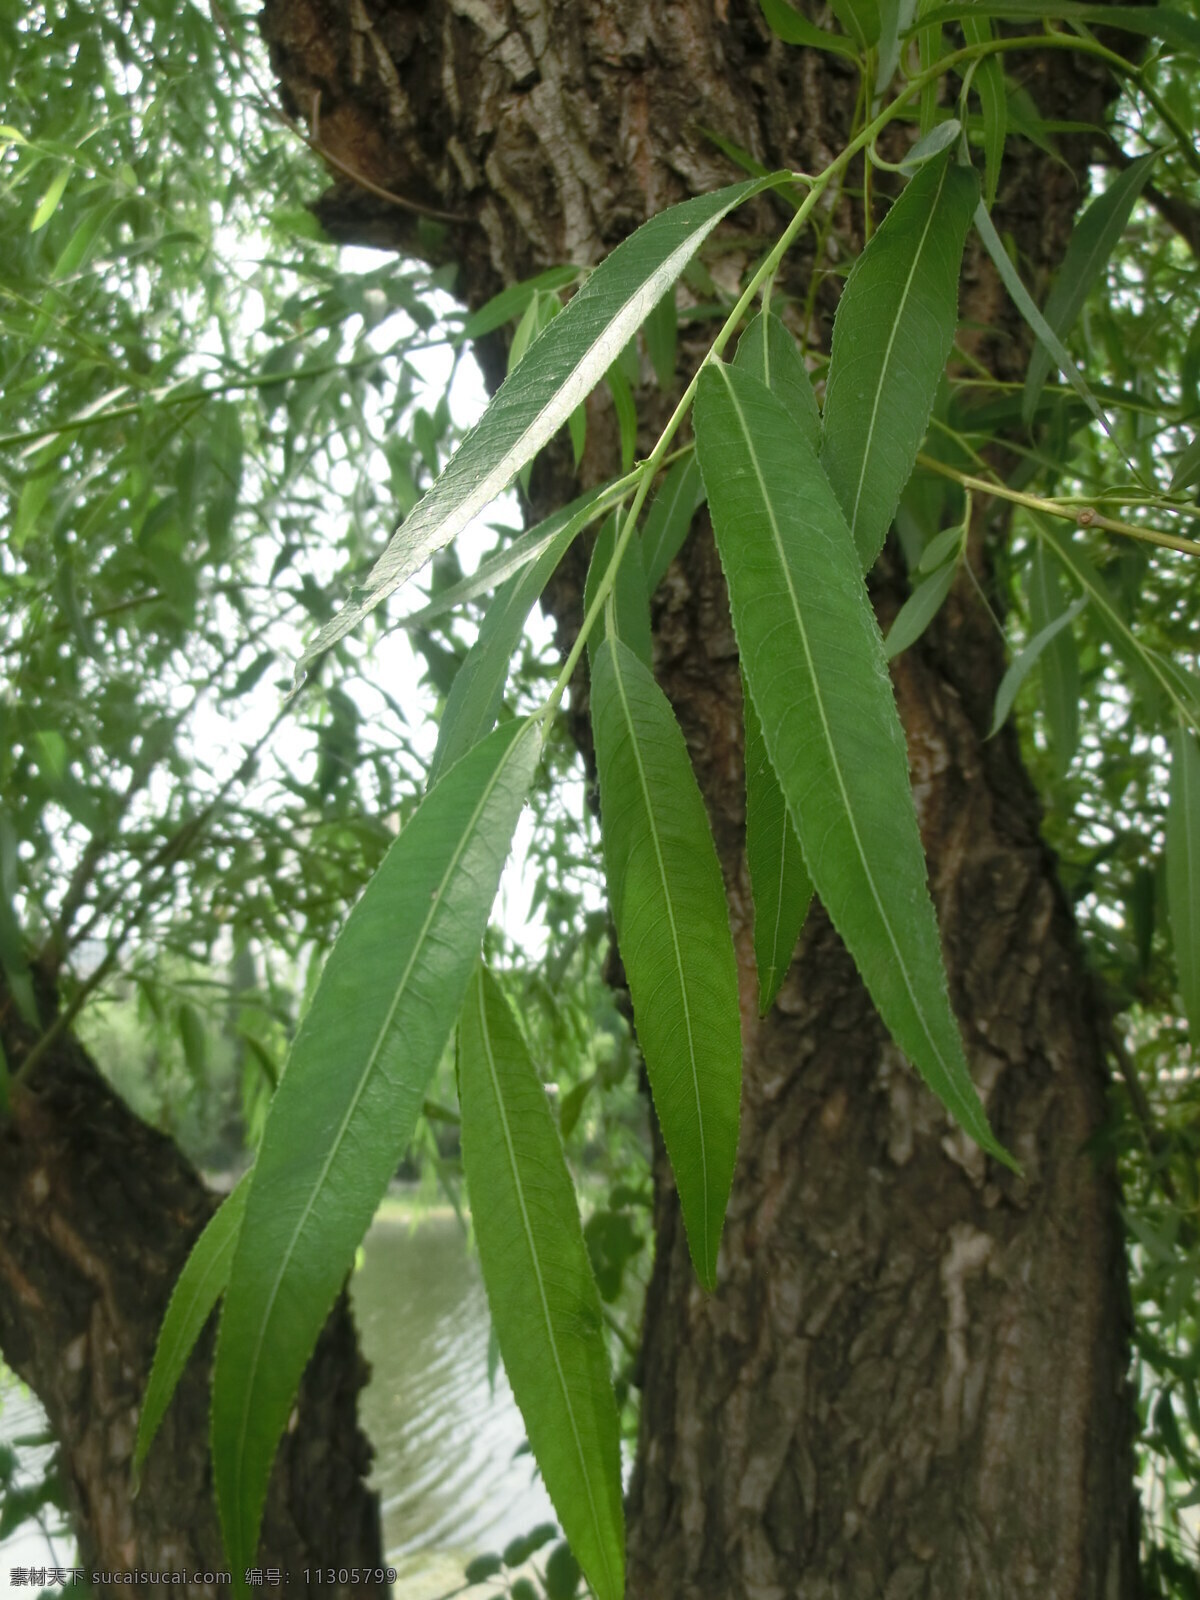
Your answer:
[1044,527,1200,735]
[471,977,617,1600]
[843,159,950,546]
[609,644,709,1266]
[717,366,982,1134]
[228,723,535,1534]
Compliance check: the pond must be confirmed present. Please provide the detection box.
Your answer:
[0,1207,556,1598]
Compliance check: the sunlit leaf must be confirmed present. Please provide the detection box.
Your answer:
[1167,729,1200,1042]
[134,1175,250,1489]
[695,362,1011,1165]
[744,681,812,1014]
[30,165,70,232]
[820,152,978,568]
[1022,154,1157,422]
[293,178,774,684]
[211,718,541,1577]
[458,966,624,1600]
[591,637,742,1287]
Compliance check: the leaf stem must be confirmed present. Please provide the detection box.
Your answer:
[916,452,1200,557]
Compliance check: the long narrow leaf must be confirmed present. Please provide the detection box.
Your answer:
[1023,154,1157,422]
[584,515,653,669]
[211,718,542,1581]
[883,558,958,660]
[909,1,1200,54]
[1027,541,1081,776]
[401,484,619,631]
[134,1174,250,1488]
[591,637,742,1287]
[429,517,584,784]
[293,179,772,684]
[821,153,978,568]
[642,455,705,592]
[695,363,1011,1165]
[988,596,1087,736]
[744,682,812,1014]
[973,200,1115,441]
[735,309,822,452]
[1168,729,1200,1042]
[458,966,624,1600]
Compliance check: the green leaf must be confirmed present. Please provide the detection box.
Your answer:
[820,153,978,568]
[177,1002,207,1083]
[1026,541,1080,776]
[31,165,70,232]
[1022,155,1157,423]
[591,637,742,1286]
[988,596,1087,737]
[134,1175,251,1489]
[0,809,37,1029]
[458,967,624,1600]
[831,0,881,47]
[644,289,678,388]
[1167,729,1200,1043]
[211,718,542,1581]
[294,178,773,683]
[695,362,1011,1165]
[605,361,638,475]
[1170,430,1200,493]
[909,1,1200,54]
[735,310,822,453]
[972,201,1114,441]
[882,558,957,659]
[760,0,860,54]
[428,510,588,785]
[744,679,812,1014]
[584,514,653,671]
[461,265,582,341]
[641,456,705,592]
[965,32,1006,210]
[403,483,620,630]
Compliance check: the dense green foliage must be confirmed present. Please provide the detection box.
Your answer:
[2,0,1199,1595]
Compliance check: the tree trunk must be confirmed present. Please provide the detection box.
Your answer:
[257,2,1140,1594]
[0,972,386,1600]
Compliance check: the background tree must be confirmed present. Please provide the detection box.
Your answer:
[2,1,1199,1598]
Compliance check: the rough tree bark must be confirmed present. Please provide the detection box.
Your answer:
[0,970,387,1600]
[256,2,1142,1596]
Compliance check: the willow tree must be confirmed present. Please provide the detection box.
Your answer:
[4,0,1200,1597]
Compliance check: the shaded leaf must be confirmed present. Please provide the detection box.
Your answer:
[642,455,705,592]
[429,509,589,784]
[695,363,1010,1164]
[584,514,653,671]
[134,1175,250,1488]
[910,0,1200,54]
[1023,155,1157,422]
[591,637,742,1286]
[821,153,978,568]
[759,0,860,56]
[1170,430,1200,492]
[988,595,1088,736]
[735,310,822,452]
[294,179,772,683]
[459,966,624,1600]
[744,679,812,1013]
[883,557,957,660]
[1167,729,1200,1042]
[212,719,541,1577]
